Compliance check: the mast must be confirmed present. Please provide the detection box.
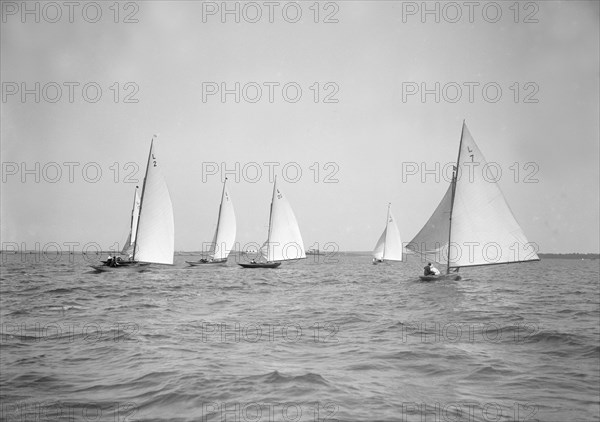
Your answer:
[132,136,155,261]
[126,185,139,252]
[212,177,227,254]
[383,203,391,260]
[446,121,465,274]
[265,176,277,261]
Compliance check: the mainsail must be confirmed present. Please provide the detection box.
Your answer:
[263,177,306,262]
[133,137,175,265]
[373,204,403,261]
[121,187,141,255]
[208,178,236,260]
[408,122,539,271]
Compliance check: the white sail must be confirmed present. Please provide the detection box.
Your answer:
[408,122,539,270]
[373,205,403,261]
[383,207,403,261]
[265,178,305,262]
[209,179,236,260]
[133,137,175,265]
[449,123,539,267]
[407,185,452,264]
[372,231,386,260]
[121,187,141,255]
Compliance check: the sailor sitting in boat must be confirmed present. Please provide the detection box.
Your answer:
[424,263,440,276]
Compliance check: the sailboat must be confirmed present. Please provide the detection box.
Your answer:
[96,186,141,268]
[372,203,403,264]
[187,177,236,266]
[407,121,539,281]
[91,136,175,272]
[239,176,306,268]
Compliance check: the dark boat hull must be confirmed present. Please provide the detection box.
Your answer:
[90,262,151,272]
[238,262,281,269]
[419,274,461,281]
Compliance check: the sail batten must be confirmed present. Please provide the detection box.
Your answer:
[133,138,175,265]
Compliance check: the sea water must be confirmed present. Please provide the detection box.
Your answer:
[1,252,598,421]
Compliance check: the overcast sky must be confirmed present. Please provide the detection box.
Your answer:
[1,1,599,253]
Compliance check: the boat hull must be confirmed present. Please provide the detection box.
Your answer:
[419,274,461,281]
[186,259,227,266]
[90,262,151,272]
[238,262,281,269]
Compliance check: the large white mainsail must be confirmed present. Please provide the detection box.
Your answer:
[373,204,403,261]
[264,177,306,262]
[450,123,539,267]
[121,187,141,256]
[408,122,539,272]
[208,178,236,261]
[133,136,175,265]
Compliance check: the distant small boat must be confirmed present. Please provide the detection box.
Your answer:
[239,177,305,269]
[372,203,403,264]
[407,121,539,281]
[187,178,236,266]
[306,248,321,256]
[91,136,174,272]
[238,261,282,269]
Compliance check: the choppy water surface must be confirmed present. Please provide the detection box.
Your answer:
[1,253,599,421]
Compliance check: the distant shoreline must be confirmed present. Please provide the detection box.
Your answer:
[537,253,599,260]
[0,251,598,260]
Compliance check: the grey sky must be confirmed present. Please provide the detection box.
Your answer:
[1,1,599,253]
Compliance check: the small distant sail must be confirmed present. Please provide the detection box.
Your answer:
[264,177,305,262]
[208,179,236,261]
[121,187,141,255]
[373,204,403,261]
[134,138,175,265]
